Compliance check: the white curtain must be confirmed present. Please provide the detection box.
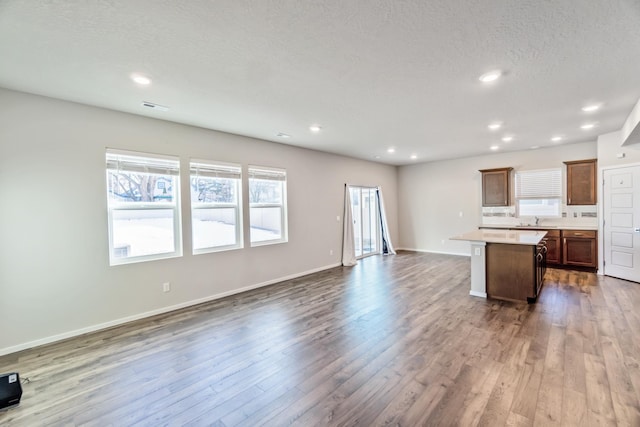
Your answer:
[377,187,396,255]
[341,185,357,266]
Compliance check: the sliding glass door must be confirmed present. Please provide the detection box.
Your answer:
[349,186,379,258]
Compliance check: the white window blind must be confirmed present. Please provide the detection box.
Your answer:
[248,167,286,181]
[106,150,180,176]
[515,168,562,199]
[190,161,241,179]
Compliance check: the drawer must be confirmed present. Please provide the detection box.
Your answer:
[562,230,596,239]
[545,229,560,237]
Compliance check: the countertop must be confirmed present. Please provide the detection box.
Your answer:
[450,229,547,246]
[479,224,598,231]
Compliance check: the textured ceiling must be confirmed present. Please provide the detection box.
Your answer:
[1,0,640,165]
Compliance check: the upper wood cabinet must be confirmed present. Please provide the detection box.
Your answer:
[564,159,597,205]
[480,167,512,207]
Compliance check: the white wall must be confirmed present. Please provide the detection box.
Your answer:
[0,88,398,355]
[622,97,640,146]
[397,142,597,255]
[597,130,640,167]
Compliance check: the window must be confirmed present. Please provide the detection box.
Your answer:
[515,168,562,217]
[106,149,182,265]
[249,166,287,245]
[190,161,242,253]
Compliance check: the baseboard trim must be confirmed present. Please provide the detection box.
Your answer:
[469,290,487,298]
[396,247,469,257]
[0,262,342,357]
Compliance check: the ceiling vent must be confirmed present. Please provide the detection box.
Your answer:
[141,101,169,112]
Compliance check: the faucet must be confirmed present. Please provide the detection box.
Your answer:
[534,216,541,226]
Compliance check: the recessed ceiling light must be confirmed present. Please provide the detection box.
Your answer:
[488,122,502,131]
[490,145,499,151]
[530,145,540,149]
[387,147,395,154]
[374,155,381,159]
[479,70,503,83]
[582,104,601,112]
[581,123,595,130]
[551,136,563,142]
[501,136,513,142]
[276,132,291,138]
[131,74,151,85]
[309,125,322,133]
[410,154,417,160]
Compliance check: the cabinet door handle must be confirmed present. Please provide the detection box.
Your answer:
[574,233,583,236]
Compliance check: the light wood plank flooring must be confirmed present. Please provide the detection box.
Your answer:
[1,251,640,426]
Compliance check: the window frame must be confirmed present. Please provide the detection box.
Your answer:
[106,149,182,266]
[190,160,243,254]
[248,165,288,246]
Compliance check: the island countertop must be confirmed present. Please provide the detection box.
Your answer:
[478,224,597,231]
[450,228,547,245]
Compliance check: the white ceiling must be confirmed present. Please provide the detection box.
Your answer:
[1,1,640,165]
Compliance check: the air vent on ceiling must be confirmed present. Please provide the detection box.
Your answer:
[141,101,169,112]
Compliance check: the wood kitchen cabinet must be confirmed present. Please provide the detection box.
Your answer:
[486,241,545,303]
[479,226,597,271]
[480,167,512,207]
[564,159,597,205]
[562,229,597,268]
[543,229,561,265]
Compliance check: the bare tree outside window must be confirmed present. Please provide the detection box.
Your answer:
[108,172,174,203]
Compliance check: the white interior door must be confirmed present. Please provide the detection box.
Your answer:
[603,165,640,282]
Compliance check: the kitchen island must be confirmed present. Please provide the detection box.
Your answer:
[451,229,548,303]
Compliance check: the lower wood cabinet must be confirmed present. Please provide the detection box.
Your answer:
[544,230,561,265]
[486,242,544,303]
[562,230,597,268]
[479,227,598,271]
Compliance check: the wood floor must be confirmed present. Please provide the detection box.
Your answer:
[1,251,640,426]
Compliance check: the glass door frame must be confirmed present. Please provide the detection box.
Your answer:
[348,186,380,259]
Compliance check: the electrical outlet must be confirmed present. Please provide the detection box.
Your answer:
[329,249,333,255]
[475,248,481,256]
[163,282,171,293]
[336,215,340,221]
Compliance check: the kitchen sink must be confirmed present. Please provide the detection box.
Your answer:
[515,225,558,229]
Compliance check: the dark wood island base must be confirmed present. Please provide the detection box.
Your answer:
[486,242,546,303]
